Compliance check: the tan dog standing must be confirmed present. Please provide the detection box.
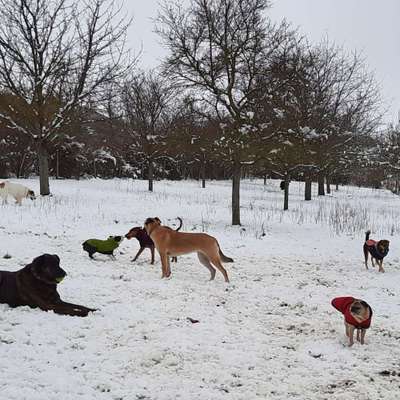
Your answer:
[144,217,233,282]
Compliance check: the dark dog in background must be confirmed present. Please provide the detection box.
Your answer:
[0,254,96,317]
[363,230,389,272]
[125,217,182,264]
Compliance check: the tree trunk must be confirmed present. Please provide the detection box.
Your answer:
[305,174,312,201]
[17,153,27,179]
[284,173,290,210]
[201,160,206,188]
[326,175,331,194]
[232,160,241,225]
[263,175,267,185]
[148,159,154,192]
[56,150,60,179]
[38,142,50,195]
[318,172,325,196]
[335,183,339,191]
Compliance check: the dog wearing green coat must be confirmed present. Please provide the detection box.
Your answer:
[82,236,124,259]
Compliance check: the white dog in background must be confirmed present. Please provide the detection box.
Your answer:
[0,181,36,205]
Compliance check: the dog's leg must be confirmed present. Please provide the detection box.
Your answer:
[197,252,216,281]
[132,247,145,262]
[360,329,366,344]
[378,259,385,273]
[371,257,376,269]
[356,328,361,342]
[52,301,96,317]
[0,192,8,204]
[363,246,369,269]
[159,252,171,278]
[347,324,355,346]
[165,255,171,277]
[83,243,96,259]
[209,255,230,283]
[150,246,155,265]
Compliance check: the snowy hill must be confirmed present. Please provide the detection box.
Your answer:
[0,178,399,400]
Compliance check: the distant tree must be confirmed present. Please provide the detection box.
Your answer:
[253,39,382,206]
[0,0,131,194]
[0,119,35,178]
[121,70,174,191]
[251,42,324,208]
[375,124,400,192]
[156,0,292,225]
[305,42,382,196]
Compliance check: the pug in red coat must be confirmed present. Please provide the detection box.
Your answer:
[332,297,372,346]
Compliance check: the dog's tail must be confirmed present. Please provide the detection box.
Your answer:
[218,244,234,263]
[365,230,371,242]
[175,217,183,232]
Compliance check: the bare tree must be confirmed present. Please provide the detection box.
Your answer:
[156,0,292,225]
[167,98,224,188]
[253,38,382,206]
[122,70,174,191]
[0,0,132,194]
[303,42,383,196]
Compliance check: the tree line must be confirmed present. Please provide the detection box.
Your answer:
[0,0,394,225]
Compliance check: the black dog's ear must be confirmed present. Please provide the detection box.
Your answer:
[31,254,46,270]
[52,254,60,263]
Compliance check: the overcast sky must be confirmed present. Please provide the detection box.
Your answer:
[126,0,400,124]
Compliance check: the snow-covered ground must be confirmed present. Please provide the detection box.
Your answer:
[1,178,399,400]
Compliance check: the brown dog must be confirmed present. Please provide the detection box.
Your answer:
[125,217,182,264]
[363,230,389,272]
[0,254,96,317]
[144,217,233,282]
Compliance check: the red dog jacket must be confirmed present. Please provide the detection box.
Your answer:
[331,297,372,329]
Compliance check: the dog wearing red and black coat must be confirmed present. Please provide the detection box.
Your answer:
[332,297,372,346]
[363,230,389,272]
[125,217,182,264]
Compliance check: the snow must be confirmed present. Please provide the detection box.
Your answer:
[1,178,400,399]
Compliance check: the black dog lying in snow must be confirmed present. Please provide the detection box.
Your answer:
[0,254,96,317]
